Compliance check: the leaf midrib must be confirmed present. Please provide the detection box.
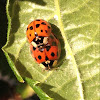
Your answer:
[54,0,84,99]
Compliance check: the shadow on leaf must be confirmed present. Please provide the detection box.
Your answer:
[6,1,20,47]
[8,53,32,79]
[20,0,46,6]
[40,83,66,100]
[50,23,66,67]
[11,1,20,33]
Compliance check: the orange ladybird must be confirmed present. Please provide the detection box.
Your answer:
[30,34,61,70]
[26,19,51,43]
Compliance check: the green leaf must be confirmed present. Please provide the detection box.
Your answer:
[2,0,99,100]
[2,0,24,83]
[25,77,54,100]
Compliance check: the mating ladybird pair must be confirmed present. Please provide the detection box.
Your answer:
[26,19,61,70]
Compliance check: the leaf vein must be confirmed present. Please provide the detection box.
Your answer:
[54,0,85,99]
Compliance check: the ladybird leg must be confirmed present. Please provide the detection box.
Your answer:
[37,44,44,52]
[35,36,39,41]
[42,62,48,71]
[52,60,58,67]
[45,60,51,70]
[38,43,44,47]
[31,41,37,48]
[46,62,50,70]
[43,37,48,45]
[39,63,47,71]
[47,65,51,70]
[42,61,50,70]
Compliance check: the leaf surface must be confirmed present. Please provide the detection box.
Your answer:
[3,0,100,100]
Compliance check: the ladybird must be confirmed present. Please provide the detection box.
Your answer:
[30,45,60,70]
[26,19,51,43]
[30,34,61,70]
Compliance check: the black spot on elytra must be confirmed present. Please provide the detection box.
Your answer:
[51,52,55,57]
[45,56,49,61]
[36,24,40,28]
[41,22,46,25]
[33,47,36,51]
[27,28,28,30]
[29,34,31,36]
[46,46,51,51]
[48,26,50,29]
[38,55,42,60]
[36,19,40,21]
[35,57,37,61]
[41,30,43,32]
[45,30,47,33]
[30,26,33,30]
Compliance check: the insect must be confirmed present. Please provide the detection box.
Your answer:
[26,19,61,70]
[30,33,61,70]
[26,19,51,44]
